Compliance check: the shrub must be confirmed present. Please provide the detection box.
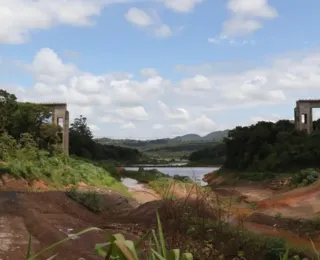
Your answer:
[66,186,104,213]
[291,168,319,187]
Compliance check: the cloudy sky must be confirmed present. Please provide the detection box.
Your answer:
[1,0,320,139]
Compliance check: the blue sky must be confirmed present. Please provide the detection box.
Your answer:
[1,0,320,139]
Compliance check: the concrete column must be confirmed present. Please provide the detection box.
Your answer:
[63,110,69,155]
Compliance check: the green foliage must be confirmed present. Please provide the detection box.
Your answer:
[188,143,226,165]
[69,115,142,163]
[291,168,319,187]
[0,131,128,193]
[182,119,320,182]
[0,89,142,164]
[0,89,18,133]
[66,186,105,212]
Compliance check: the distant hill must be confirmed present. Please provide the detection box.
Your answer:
[94,130,229,159]
[173,130,229,142]
[202,130,230,141]
[96,130,229,145]
[173,134,201,142]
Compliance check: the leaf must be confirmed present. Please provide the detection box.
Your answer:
[26,233,32,259]
[124,240,139,260]
[151,248,166,260]
[94,242,110,257]
[152,230,161,254]
[114,240,135,260]
[181,253,194,260]
[134,230,151,249]
[27,227,101,260]
[156,211,167,258]
[168,249,180,260]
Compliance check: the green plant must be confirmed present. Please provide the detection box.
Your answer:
[291,169,319,187]
[66,186,104,213]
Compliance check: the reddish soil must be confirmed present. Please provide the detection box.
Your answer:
[2,171,320,259]
[0,181,146,260]
[256,182,320,219]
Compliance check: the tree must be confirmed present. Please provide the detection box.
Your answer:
[70,115,93,139]
[0,89,18,133]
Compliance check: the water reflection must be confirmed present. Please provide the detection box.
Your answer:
[124,166,219,186]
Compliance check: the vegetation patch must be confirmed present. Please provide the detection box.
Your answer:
[291,168,319,187]
[66,186,105,213]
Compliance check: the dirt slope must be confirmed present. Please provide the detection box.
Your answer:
[0,190,145,260]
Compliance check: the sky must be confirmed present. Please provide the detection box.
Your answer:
[1,0,320,139]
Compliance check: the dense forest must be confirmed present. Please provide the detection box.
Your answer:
[0,89,141,164]
[188,143,225,165]
[190,119,320,173]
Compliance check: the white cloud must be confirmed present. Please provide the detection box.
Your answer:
[222,0,278,37]
[153,124,164,130]
[115,106,149,121]
[177,75,213,92]
[125,7,153,27]
[208,35,256,46]
[121,122,136,129]
[0,0,122,44]
[250,114,281,124]
[125,7,172,38]
[158,0,204,13]
[140,68,159,78]
[89,124,101,131]
[158,101,189,121]
[154,24,173,38]
[171,115,216,135]
[5,48,320,138]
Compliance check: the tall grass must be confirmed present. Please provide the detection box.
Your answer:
[1,142,129,194]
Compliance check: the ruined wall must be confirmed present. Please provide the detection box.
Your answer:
[40,103,69,155]
[294,100,320,134]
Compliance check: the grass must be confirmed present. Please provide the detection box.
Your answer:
[66,186,105,213]
[0,135,129,195]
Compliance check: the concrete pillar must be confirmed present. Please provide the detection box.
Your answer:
[63,110,69,155]
[40,103,69,155]
[295,101,314,134]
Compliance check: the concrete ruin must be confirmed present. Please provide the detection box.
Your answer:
[40,103,69,155]
[294,99,320,134]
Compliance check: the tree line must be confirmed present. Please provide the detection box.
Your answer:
[189,119,320,173]
[0,89,141,164]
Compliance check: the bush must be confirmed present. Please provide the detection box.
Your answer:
[291,168,319,187]
[66,186,105,213]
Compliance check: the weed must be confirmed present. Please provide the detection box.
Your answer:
[66,186,105,213]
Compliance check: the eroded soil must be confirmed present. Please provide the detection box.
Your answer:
[2,171,320,259]
[0,188,146,259]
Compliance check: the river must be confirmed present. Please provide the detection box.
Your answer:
[124,166,219,186]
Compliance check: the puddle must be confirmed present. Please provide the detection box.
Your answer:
[121,178,146,192]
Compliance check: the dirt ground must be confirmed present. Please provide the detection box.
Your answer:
[0,187,147,259]
[2,171,320,259]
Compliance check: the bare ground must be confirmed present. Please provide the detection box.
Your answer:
[2,172,320,259]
